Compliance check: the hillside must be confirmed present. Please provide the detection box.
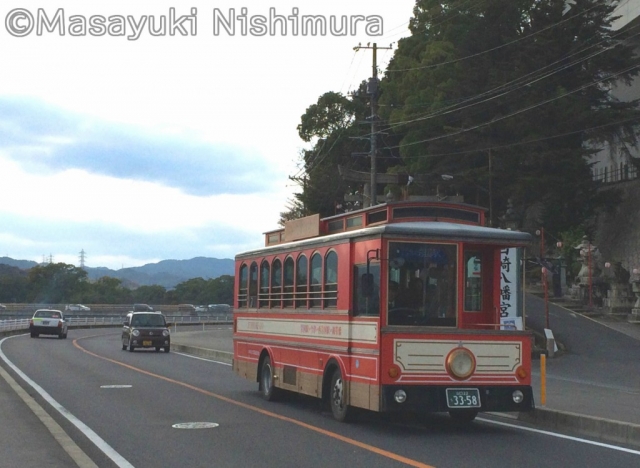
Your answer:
[0,256,234,289]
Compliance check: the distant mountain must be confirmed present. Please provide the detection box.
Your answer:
[0,257,38,270]
[0,256,234,289]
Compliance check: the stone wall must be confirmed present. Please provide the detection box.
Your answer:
[595,178,640,272]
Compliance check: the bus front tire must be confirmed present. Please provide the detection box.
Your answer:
[329,368,351,422]
[260,356,279,401]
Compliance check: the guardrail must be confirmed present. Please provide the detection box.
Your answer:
[0,315,233,334]
[0,319,30,332]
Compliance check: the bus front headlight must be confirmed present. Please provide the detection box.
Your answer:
[512,390,524,404]
[394,390,407,403]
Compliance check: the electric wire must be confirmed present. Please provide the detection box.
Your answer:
[383,63,640,150]
[387,0,628,73]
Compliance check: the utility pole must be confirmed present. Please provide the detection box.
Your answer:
[354,42,392,207]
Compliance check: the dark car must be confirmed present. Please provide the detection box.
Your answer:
[178,304,196,314]
[121,312,170,352]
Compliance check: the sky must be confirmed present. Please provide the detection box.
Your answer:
[0,0,415,269]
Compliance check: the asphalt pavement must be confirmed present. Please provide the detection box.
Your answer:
[169,301,640,449]
[2,301,640,468]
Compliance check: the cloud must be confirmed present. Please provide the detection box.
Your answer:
[0,108,289,270]
[0,208,267,269]
[0,96,280,196]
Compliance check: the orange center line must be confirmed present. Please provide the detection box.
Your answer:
[73,335,435,468]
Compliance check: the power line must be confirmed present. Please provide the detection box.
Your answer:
[382,63,640,150]
[386,0,623,73]
[376,115,640,161]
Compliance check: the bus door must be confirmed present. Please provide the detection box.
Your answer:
[460,245,496,329]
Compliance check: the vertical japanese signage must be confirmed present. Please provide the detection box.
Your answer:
[500,247,523,330]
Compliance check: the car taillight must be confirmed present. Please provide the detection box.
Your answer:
[57,322,62,328]
[29,319,33,326]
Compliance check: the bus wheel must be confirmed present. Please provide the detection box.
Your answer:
[449,409,478,423]
[329,368,350,422]
[260,356,279,401]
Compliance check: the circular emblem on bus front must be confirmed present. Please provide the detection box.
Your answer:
[445,347,476,380]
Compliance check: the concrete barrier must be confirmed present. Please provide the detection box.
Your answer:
[171,343,233,363]
[518,407,640,449]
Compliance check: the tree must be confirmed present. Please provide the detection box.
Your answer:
[204,275,234,305]
[133,285,167,305]
[26,263,88,303]
[0,265,28,303]
[284,86,399,221]
[173,277,208,304]
[377,0,639,233]
[171,275,235,305]
[89,277,132,304]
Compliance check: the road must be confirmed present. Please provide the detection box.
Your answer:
[524,294,640,423]
[2,327,640,468]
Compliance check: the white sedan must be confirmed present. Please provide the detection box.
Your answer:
[65,304,91,311]
[30,309,68,339]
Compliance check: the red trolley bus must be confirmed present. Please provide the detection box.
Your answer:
[233,200,534,422]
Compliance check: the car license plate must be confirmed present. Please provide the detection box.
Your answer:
[446,388,481,408]
[42,321,49,325]
[143,340,152,346]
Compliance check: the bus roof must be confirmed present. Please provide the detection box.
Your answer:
[237,221,531,259]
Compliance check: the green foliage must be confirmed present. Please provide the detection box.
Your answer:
[290,0,640,238]
[133,285,167,304]
[89,277,132,304]
[0,265,28,303]
[0,263,233,306]
[558,227,589,281]
[297,92,360,143]
[284,85,402,221]
[26,263,89,303]
[170,275,234,305]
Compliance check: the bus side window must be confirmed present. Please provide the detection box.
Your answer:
[249,262,258,308]
[353,264,380,316]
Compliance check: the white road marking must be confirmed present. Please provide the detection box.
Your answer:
[0,335,134,468]
[172,422,219,429]
[478,417,640,455]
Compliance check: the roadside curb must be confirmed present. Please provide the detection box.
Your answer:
[518,407,640,449]
[171,343,233,364]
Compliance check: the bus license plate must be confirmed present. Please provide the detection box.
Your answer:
[143,340,152,346]
[446,388,481,408]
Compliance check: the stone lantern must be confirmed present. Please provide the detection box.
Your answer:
[602,261,632,316]
[629,268,640,323]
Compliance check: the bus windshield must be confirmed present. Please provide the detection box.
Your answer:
[387,242,457,327]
